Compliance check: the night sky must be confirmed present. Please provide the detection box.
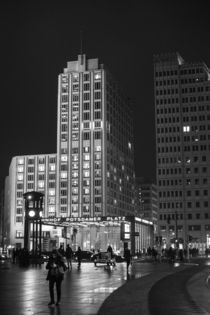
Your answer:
[0,0,210,189]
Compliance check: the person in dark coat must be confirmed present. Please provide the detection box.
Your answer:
[124,246,132,272]
[65,244,73,270]
[76,246,82,269]
[46,249,66,306]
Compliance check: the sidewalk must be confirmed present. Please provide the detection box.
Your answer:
[187,264,210,314]
[98,259,210,315]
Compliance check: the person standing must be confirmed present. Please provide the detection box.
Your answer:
[46,250,66,307]
[124,246,132,272]
[76,246,82,269]
[65,244,73,270]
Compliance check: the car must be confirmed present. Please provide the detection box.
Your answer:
[74,250,93,261]
[0,254,7,260]
[40,253,50,262]
[91,251,116,267]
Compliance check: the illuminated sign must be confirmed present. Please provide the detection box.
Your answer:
[120,222,131,241]
[42,216,127,225]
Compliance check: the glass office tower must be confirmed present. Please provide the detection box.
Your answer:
[154,52,210,253]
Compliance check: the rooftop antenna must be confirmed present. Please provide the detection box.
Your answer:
[80,30,83,55]
[80,30,84,65]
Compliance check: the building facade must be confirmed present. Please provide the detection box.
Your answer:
[136,178,158,235]
[154,52,210,253]
[56,54,135,218]
[4,54,153,252]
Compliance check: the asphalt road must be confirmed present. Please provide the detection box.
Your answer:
[0,259,158,315]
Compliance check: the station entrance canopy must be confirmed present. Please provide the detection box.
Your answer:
[41,216,153,227]
[42,216,130,227]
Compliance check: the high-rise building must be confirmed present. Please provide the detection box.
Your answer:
[56,54,135,218]
[4,54,150,250]
[154,52,210,252]
[136,178,158,234]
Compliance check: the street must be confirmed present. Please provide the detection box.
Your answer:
[1,258,208,315]
[0,258,176,315]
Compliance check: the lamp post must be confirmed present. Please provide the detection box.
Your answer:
[23,191,44,260]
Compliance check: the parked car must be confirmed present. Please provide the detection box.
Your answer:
[74,250,93,261]
[0,254,7,261]
[91,251,116,267]
[40,253,50,262]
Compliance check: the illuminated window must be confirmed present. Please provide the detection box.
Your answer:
[83,170,90,177]
[16,231,23,238]
[95,153,101,160]
[49,205,55,212]
[83,162,90,169]
[72,171,78,178]
[72,205,78,212]
[49,197,55,204]
[183,126,190,132]
[84,154,90,161]
[94,72,101,80]
[49,164,56,171]
[72,187,78,194]
[61,172,67,179]
[72,73,79,82]
[17,200,23,206]
[17,166,24,172]
[38,181,44,188]
[49,189,55,196]
[72,196,78,203]
[72,163,78,169]
[17,174,23,181]
[72,155,78,161]
[72,179,78,186]
[95,145,101,152]
[17,158,24,165]
[38,165,45,172]
[83,187,90,194]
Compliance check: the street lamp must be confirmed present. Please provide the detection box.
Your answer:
[23,191,44,260]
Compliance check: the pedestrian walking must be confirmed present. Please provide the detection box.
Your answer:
[76,246,82,269]
[65,244,73,270]
[46,249,66,307]
[124,246,132,272]
[107,245,113,261]
[58,245,65,257]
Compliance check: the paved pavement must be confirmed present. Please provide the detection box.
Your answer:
[98,258,210,315]
[0,257,210,314]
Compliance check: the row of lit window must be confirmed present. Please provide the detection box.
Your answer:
[155,79,178,86]
[159,189,208,198]
[158,155,207,164]
[17,157,56,165]
[61,71,101,83]
[61,82,101,93]
[183,116,210,123]
[61,91,101,103]
[158,167,207,176]
[17,164,56,174]
[160,212,209,221]
[181,86,210,93]
[157,144,210,153]
[182,96,209,103]
[156,98,179,105]
[160,225,210,232]
[159,200,209,209]
[157,134,210,143]
[158,178,208,186]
